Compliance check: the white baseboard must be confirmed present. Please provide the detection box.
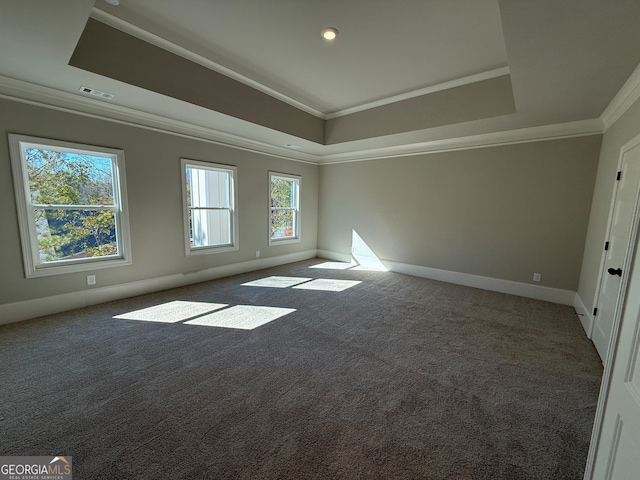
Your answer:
[316,249,353,264]
[0,250,317,326]
[317,250,576,305]
[573,293,594,338]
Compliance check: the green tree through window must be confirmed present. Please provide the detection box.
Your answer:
[26,148,118,261]
[9,134,131,278]
[25,148,118,262]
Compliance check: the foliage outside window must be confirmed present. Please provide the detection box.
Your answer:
[9,134,131,278]
[182,159,238,255]
[269,172,300,245]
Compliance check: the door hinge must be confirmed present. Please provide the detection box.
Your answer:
[593,307,598,316]
[617,171,622,181]
[604,241,609,251]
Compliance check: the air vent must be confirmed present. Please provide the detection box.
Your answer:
[79,86,115,100]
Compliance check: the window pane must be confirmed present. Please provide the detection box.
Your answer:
[270,178,295,208]
[271,209,295,239]
[187,167,230,208]
[25,148,114,205]
[34,209,118,262]
[190,209,232,247]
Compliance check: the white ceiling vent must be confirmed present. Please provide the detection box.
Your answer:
[79,86,115,100]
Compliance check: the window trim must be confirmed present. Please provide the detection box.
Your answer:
[8,134,132,278]
[181,158,239,256]
[268,171,301,246]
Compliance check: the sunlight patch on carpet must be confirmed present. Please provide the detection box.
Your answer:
[113,301,228,323]
[293,279,362,292]
[241,276,312,288]
[309,261,356,270]
[350,265,388,272]
[184,305,296,330]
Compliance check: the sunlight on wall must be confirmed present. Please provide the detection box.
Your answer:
[352,230,387,271]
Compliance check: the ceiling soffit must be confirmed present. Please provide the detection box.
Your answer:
[69,18,324,144]
[69,18,516,146]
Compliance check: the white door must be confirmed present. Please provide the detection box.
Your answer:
[587,233,640,479]
[592,142,640,361]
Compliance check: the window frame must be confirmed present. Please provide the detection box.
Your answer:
[268,171,301,246]
[8,134,132,278]
[181,158,239,256]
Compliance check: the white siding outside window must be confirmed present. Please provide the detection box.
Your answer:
[182,159,238,255]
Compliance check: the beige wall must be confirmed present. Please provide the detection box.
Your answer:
[0,94,615,313]
[577,98,640,312]
[0,98,318,306]
[318,136,601,290]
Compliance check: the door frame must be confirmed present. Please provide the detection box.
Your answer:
[589,133,640,339]
[584,133,640,478]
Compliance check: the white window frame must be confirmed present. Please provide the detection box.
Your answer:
[181,158,239,256]
[268,172,301,246]
[8,134,132,278]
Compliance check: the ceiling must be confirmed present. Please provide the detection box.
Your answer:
[95,0,510,115]
[1,0,640,162]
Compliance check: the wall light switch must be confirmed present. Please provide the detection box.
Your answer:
[533,273,541,282]
[87,275,96,285]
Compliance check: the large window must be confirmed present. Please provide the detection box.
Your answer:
[269,172,300,245]
[182,159,238,255]
[9,134,131,278]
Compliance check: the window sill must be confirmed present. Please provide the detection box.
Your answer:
[269,238,301,247]
[27,256,132,278]
[187,245,239,256]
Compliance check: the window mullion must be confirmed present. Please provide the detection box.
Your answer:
[31,204,117,211]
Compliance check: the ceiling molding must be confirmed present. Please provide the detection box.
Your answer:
[90,7,327,120]
[0,75,319,165]
[318,119,604,164]
[325,67,511,120]
[91,8,511,124]
[600,62,640,132]
[0,75,604,167]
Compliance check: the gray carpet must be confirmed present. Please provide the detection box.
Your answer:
[0,259,603,479]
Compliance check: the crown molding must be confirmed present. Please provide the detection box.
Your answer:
[91,8,512,123]
[0,75,319,164]
[319,119,604,164]
[600,61,640,131]
[325,67,511,119]
[90,7,328,120]
[0,75,605,167]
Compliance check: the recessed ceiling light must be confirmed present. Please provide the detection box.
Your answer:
[321,28,339,41]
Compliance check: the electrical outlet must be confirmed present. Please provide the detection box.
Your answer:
[533,273,541,282]
[87,275,96,286]
[256,250,260,257]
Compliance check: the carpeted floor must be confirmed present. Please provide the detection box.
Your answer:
[0,259,603,479]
